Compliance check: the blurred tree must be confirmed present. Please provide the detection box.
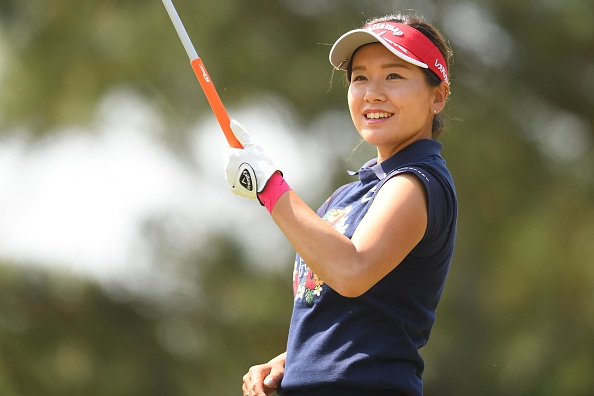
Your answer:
[0,263,183,395]
[0,231,292,395]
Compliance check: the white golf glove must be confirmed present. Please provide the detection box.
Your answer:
[224,120,279,200]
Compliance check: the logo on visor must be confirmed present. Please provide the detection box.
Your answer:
[395,43,408,54]
[367,23,403,36]
[435,59,448,82]
[379,36,409,54]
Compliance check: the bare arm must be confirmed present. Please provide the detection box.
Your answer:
[271,173,428,297]
[223,121,428,298]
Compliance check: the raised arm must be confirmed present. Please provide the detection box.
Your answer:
[270,173,427,297]
[224,120,427,297]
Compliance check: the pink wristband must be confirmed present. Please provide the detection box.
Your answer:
[258,172,291,214]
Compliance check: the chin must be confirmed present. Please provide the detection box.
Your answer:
[360,131,397,147]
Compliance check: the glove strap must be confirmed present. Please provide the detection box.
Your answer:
[258,172,291,214]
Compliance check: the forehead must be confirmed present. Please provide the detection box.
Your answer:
[351,43,413,69]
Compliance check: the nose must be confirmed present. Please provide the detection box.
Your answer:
[364,81,387,103]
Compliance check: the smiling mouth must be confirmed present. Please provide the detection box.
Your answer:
[365,112,393,120]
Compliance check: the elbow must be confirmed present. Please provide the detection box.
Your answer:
[326,255,384,297]
[329,270,372,298]
[337,288,367,298]
[333,283,369,298]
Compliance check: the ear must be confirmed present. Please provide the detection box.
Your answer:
[432,82,450,114]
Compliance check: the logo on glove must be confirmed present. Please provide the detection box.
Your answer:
[240,168,253,191]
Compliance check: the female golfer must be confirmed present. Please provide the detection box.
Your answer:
[226,12,457,396]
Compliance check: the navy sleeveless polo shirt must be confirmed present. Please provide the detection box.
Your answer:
[279,139,457,396]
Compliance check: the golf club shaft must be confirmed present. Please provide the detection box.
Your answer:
[162,0,242,148]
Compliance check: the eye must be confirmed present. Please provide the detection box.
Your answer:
[352,74,367,82]
[387,73,403,80]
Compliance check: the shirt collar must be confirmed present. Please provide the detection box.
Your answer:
[351,140,443,180]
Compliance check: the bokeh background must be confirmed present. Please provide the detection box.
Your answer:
[1,0,593,395]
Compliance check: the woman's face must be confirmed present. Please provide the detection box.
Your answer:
[347,43,439,161]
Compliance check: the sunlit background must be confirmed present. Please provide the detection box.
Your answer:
[0,0,593,395]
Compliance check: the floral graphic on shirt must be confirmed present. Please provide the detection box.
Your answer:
[322,204,353,235]
[292,205,352,306]
[293,262,324,306]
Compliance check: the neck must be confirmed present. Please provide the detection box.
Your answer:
[376,133,432,163]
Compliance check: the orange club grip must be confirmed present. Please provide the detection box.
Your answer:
[190,58,243,149]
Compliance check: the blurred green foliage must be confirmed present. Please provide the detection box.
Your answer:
[0,234,291,395]
[0,0,593,395]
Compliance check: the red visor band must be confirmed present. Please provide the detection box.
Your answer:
[363,22,448,83]
[329,22,449,84]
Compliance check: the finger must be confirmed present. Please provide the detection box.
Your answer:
[242,373,254,396]
[246,366,270,396]
[262,369,283,392]
[229,119,255,147]
[249,377,265,396]
[263,374,279,388]
[242,381,259,396]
